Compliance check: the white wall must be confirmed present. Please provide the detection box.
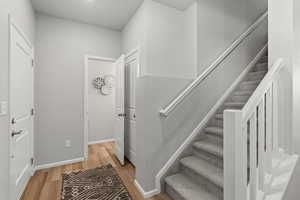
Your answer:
[0,0,35,199]
[281,1,300,199]
[35,14,121,166]
[143,0,197,78]
[87,59,115,143]
[121,3,146,55]
[197,0,267,74]
[122,0,198,78]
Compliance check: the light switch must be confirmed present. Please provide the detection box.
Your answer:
[0,101,8,116]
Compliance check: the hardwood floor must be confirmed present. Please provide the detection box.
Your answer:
[21,142,171,200]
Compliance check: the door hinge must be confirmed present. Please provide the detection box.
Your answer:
[31,108,35,116]
[30,158,34,166]
[31,59,34,67]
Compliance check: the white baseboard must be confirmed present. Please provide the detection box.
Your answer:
[35,157,85,170]
[88,139,115,145]
[134,179,159,198]
[154,44,268,194]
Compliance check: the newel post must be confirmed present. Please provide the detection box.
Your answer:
[224,110,247,200]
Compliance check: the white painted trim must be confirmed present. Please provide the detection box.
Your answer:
[160,11,268,117]
[134,180,159,198]
[125,47,139,58]
[83,55,116,160]
[155,45,268,194]
[125,47,141,78]
[88,139,115,145]
[35,157,85,170]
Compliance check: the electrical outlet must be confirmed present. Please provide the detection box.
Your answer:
[0,101,8,116]
[65,140,71,148]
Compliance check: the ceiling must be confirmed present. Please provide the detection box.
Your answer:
[31,0,195,30]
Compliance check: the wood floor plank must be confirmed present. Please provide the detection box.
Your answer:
[21,142,170,200]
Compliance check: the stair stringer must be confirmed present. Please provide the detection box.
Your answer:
[155,44,268,194]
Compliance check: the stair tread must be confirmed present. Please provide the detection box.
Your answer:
[165,173,220,200]
[193,140,223,158]
[224,102,245,107]
[215,113,223,120]
[241,80,260,85]
[181,156,223,188]
[205,127,223,137]
[248,70,267,76]
[234,90,254,96]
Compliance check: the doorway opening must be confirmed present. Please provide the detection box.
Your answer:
[83,49,139,168]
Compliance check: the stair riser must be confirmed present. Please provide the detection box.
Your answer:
[245,73,266,81]
[193,147,223,168]
[239,83,259,91]
[229,95,250,102]
[252,63,268,72]
[209,118,223,128]
[259,56,268,63]
[166,184,186,200]
[181,166,223,199]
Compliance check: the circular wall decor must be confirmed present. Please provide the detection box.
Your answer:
[92,74,115,95]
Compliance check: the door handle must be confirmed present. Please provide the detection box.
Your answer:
[118,113,126,117]
[12,130,23,137]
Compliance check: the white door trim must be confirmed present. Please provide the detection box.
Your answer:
[9,16,35,200]
[83,55,116,159]
[125,47,141,78]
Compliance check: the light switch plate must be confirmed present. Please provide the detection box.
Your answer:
[0,101,8,116]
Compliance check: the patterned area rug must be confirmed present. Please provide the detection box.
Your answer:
[61,164,132,200]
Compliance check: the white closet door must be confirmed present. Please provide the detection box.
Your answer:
[114,55,125,165]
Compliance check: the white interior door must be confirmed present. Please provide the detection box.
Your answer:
[124,50,139,165]
[9,23,34,200]
[114,55,125,165]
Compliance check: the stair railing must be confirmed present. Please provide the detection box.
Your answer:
[159,11,268,117]
[224,58,292,200]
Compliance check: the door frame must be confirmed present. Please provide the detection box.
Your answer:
[8,17,35,200]
[83,55,116,159]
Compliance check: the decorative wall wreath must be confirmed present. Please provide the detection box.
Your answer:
[93,75,115,95]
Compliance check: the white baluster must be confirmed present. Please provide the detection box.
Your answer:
[224,110,247,200]
[258,98,266,191]
[249,112,258,200]
[272,82,279,153]
[265,87,273,173]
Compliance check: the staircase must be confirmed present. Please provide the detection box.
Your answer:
[164,53,268,200]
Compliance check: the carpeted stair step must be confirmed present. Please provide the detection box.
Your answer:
[180,156,223,188]
[215,113,223,120]
[193,139,223,159]
[239,80,260,90]
[259,56,268,63]
[165,174,220,200]
[223,102,245,108]
[245,70,267,81]
[253,62,268,72]
[234,90,254,96]
[204,127,223,138]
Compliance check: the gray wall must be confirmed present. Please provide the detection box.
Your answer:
[35,14,121,165]
[0,0,35,199]
[135,0,267,191]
